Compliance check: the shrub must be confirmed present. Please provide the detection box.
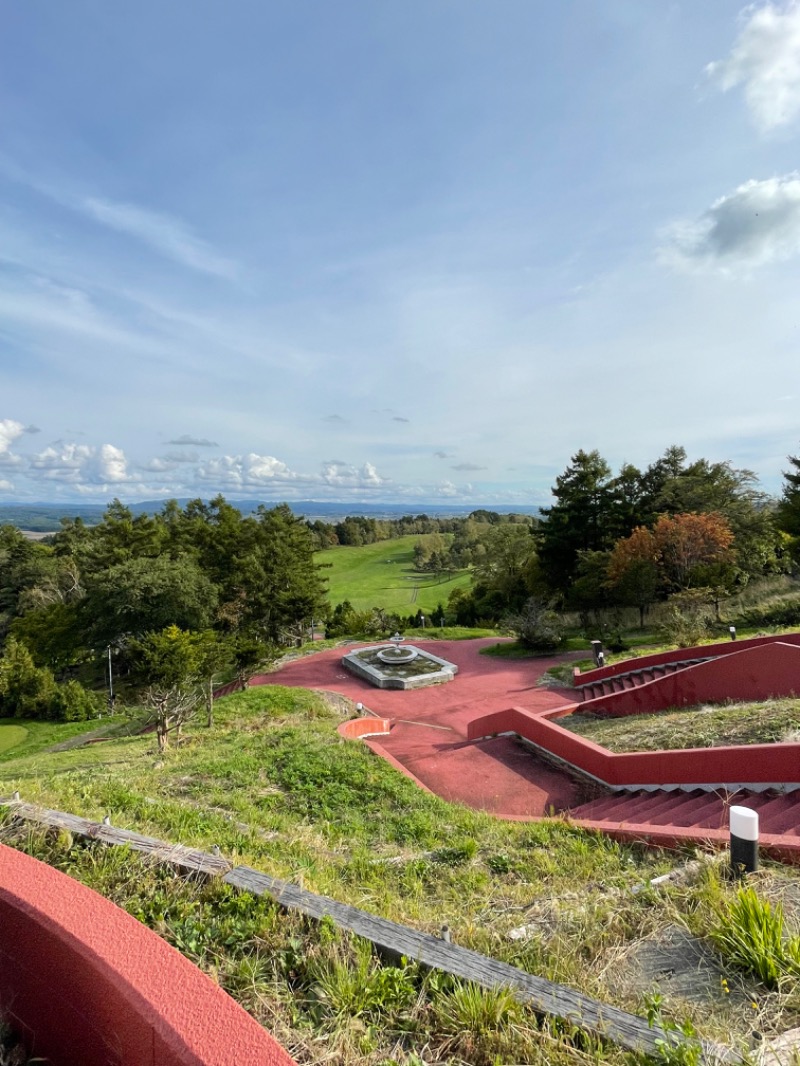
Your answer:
[660,589,713,648]
[503,597,563,651]
[51,680,102,722]
[732,594,800,629]
[0,637,57,719]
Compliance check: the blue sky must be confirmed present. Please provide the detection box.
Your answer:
[2,1,800,506]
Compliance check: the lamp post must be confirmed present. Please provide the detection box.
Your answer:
[420,614,425,629]
[107,645,115,712]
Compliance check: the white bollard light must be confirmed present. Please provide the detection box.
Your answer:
[730,805,759,875]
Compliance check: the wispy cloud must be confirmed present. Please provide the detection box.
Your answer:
[708,1,800,131]
[452,462,487,472]
[661,173,800,270]
[83,197,238,279]
[166,435,219,447]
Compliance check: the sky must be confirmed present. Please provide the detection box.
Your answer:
[2,1,800,507]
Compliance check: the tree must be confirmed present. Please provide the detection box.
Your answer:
[538,450,619,592]
[192,630,233,728]
[131,626,202,752]
[651,512,735,591]
[84,555,217,646]
[607,528,660,628]
[0,637,56,718]
[777,449,800,565]
[472,524,538,609]
[236,505,328,642]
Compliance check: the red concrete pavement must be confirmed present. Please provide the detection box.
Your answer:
[251,639,583,818]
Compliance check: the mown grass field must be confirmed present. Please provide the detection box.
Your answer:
[0,723,27,756]
[315,535,472,615]
[2,682,800,1063]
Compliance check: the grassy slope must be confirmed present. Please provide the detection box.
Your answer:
[0,724,27,756]
[316,536,472,614]
[559,698,800,753]
[2,685,799,1060]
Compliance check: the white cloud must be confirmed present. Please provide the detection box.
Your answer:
[196,453,302,489]
[708,1,800,130]
[27,441,136,485]
[318,460,388,489]
[97,443,130,483]
[0,479,14,492]
[83,197,238,279]
[661,173,800,270]
[0,419,25,466]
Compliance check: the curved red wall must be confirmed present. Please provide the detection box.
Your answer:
[0,844,295,1066]
[337,717,392,739]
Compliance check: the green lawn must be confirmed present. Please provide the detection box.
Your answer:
[0,724,27,756]
[0,715,129,763]
[316,535,472,614]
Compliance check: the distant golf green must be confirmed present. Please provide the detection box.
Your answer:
[0,724,28,756]
[315,535,472,614]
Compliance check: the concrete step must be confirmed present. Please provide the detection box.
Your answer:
[642,794,724,828]
[759,802,800,834]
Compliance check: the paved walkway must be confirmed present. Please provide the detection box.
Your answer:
[251,639,583,819]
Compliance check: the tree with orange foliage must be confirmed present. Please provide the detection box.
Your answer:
[651,512,735,590]
[607,526,660,628]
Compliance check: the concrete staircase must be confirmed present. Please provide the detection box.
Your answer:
[576,657,711,701]
[568,788,800,862]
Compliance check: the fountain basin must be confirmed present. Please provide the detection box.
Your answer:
[342,645,458,689]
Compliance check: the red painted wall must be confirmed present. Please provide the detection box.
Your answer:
[574,631,800,685]
[0,844,295,1066]
[467,699,800,788]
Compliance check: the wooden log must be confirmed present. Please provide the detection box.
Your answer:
[2,800,230,877]
[224,866,734,1062]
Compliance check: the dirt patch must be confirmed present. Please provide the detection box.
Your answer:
[605,924,735,1005]
[312,689,358,717]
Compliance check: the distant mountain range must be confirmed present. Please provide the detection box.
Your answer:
[0,500,543,533]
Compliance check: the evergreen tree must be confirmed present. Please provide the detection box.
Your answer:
[538,450,618,592]
[777,449,800,564]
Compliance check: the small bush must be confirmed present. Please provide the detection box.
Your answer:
[51,680,102,722]
[503,597,564,651]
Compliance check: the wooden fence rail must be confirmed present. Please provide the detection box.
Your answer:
[0,797,735,1064]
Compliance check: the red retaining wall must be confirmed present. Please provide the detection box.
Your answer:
[337,717,392,739]
[467,702,800,788]
[574,631,800,685]
[0,844,295,1066]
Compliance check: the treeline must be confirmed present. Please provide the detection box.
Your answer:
[0,496,327,735]
[306,509,535,550]
[447,446,798,635]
